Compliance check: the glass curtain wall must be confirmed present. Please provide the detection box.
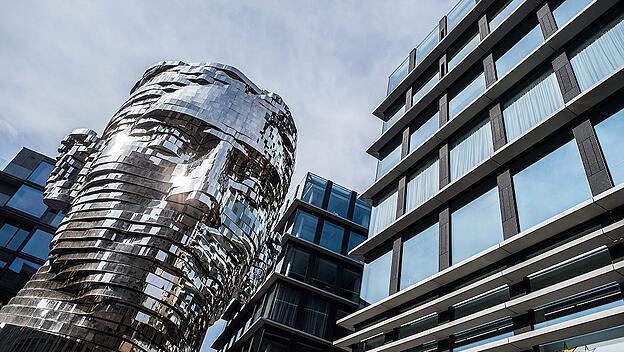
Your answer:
[594,102,624,185]
[552,0,593,28]
[448,29,479,71]
[301,174,326,208]
[450,117,493,181]
[400,222,439,290]
[410,108,439,152]
[494,22,543,78]
[361,250,392,305]
[449,69,486,119]
[488,0,524,31]
[369,188,398,236]
[412,68,440,107]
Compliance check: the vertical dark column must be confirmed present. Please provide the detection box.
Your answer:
[405,86,414,110]
[439,17,448,41]
[409,48,417,71]
[439,207,451,271]
[396,176,407,218]
[478,14,490,40]
[439,94,449,126]
[402,128,411,159]
[483,53,497,88]
[573,119,614,195]
[321,180,333,209]
[439,144,450,189]
[389,236,403,295]
[439,54,448,78]
[552,52,581,103]
[497,170,520,240]
[537,3,558,39]
[489,103,506,151]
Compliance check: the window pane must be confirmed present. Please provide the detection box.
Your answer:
[271,285,301,326]
[376,143,401,179]
[489,0,523,31]
[352,200,371,228]
[570,13,624,92]
[292,210,318,242]
[369,189,398,236]
[410,110,439,152]
[495,24,543,78]
[6,229,29,251]
[412,69,439,107]
[284,247,310,281]
[301,174,326,208]
[400,222,439,290]
[388,57,409,94]
[347,232,367,253]
[339,267,362,301]
[552,0,592,28]
[454,318,513,351]
[27,162,54,187]
[594,103,624,185]
[449,71,486,119]
[450,117,493,181]
[6,185,48,218]
[447,0,475,31]
[383,101,405,133]
[503,68,563,141]
[21,229,53,260]
[416,27,440,64]
[448,31,479,71]
[513,138,591,231]
[451,185,502,264]
[327,184,351,218]
[538,325,624,352]
[319,221,345,253]
[302,296,330,338]
[0,224,19,247]
[312,258,338,290]
[406,157,439,211]
[361,250,392,304]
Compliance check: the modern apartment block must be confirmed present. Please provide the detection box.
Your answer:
[212,172,371,352]
[335,0,624,351]
[0,148,61,304]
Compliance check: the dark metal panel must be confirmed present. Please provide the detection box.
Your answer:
[573,119,614,195]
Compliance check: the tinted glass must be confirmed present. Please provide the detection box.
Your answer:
[376,143,401,179]
[489,0,523,31]
[412,69,439,106]
[0,224,19,247]
[301,174,326,207]
[383,101,405,133]
[340,267,362,301]
[271,284,301,326]
[352,200,371,228]
[6,229,29,251]
[447,0,475,31]
[21,229,53,260]
[284,247,310,280]
[302,296,330,338]
[312,258,338,290]
[410,110,439,152]
[448,31,479,71]
[495,24,543,78]
[319,221,345,253]
[347,232,367,253]
[327,184,351,218]
[292,210,318,242]
[27,162,54,187]
[513,139,591,231]
[449,70,486,119]
[416,27,439,64]
[594,104,624,185]
[6,185,48,218]
[361,250,392,304]
[451,186,502,264]
[400,222,439,290]
[552,0,592,28]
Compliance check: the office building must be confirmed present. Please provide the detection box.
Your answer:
[336,0,624,351]
[212,172,371,352]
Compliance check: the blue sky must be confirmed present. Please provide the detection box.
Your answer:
[0,1,453,350]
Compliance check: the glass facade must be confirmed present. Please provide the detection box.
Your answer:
[388,57,409,94]
[291,210,318,242]
[383,101,405,133]
[319,221,345,254]
[410,109,439,152]
[416,28,439,64]
[352,200,372,229]
[0,223,29,250]
[369,188,398,236]
[451,185,502,264]
[20,229,53,260]
[361,249,392,305]
[570,12,624,92]
[6,185,48,218]
[301,174,326,208]
[594,102,624,185]
[284,247,310,281]
[448,30,479,71]
[495,22,543,78]
[347,232,366,253]
[448,69,486,119]
[327,183,351,218]
[447,0,475,31]
[552,0,593,28]
[26,162,54,187]
[400,222,439,290]
[489,0,523,31]
[513,137,591,231]
[538,325,624,352]
[502,67,563,141]
[412,69,439,107]
[450,117,493,181]
[376,141,401,179]
[405,157,439,211]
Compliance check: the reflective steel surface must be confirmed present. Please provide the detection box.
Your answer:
[0,61,297,352]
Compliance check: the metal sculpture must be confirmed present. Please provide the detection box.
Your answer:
[0,61,297,352]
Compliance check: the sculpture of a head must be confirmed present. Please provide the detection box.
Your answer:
[0,62,296,352]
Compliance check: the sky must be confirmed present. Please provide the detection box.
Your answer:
[0,1,453,350]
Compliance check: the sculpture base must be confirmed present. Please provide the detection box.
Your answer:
[0,324,93,352]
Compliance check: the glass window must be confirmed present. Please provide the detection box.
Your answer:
[513,137,591,231]
[319,221,345,253]
[388,57,409,94]
[451,184,503,264]
[359,334,385,351]
[453,318,513,351]
[450,117,493,181]
[271,284,301,326]
[47,211,65,228]
[594,102,624,185]
[453,286,510,319]
[376,140,402,180]
[538,324,624,352]
[0,223,20,247]
[0,224,31,251]
[448,29,479,71]
[339,267,362,301]
[312,257,338,290]
[502,67,563,141]
[291,210,318,242]
[405,157,439,211]
[347,232,367,253]
[416,27,439,64]
[570,12,624,92]
[301,174,326,208]
[449,69,486,119]
[369,188,398,236]
[495,22,543,78]
[27,162,54,187]
[352,200,371,228]
[361,249,392,305]
[284,247,311,281]
[21,229,53,260]
[410,108,439,152]
[447,0,475,31]
[327,184,351,218]
[302,296,330,338]
[397,314,438,339]
[400,222,439,290]
[488,0,524,31]
[383,100,405,133]
[8,257,40,274]
[552,0,593,28]
[412,68,439,107]
[6,185,48,218]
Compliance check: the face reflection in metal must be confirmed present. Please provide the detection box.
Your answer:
[0,62,297,352]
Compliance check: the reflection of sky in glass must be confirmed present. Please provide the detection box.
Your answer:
[489,0,523,31]
[449,72,485,119]
[400,223,439,290]
[412,71,439,107]
[451,186,502,264]
[535,300,624,330]
[361,250,392,304]
[410,111,439,152]
[514,139,591,231]
[319,221,345,253]
[495,25,542,78]
[595,106,624,185]
[449,33,479,71]
[553,0,592,28]
[447,0,475,31]
[292,210,318,242]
